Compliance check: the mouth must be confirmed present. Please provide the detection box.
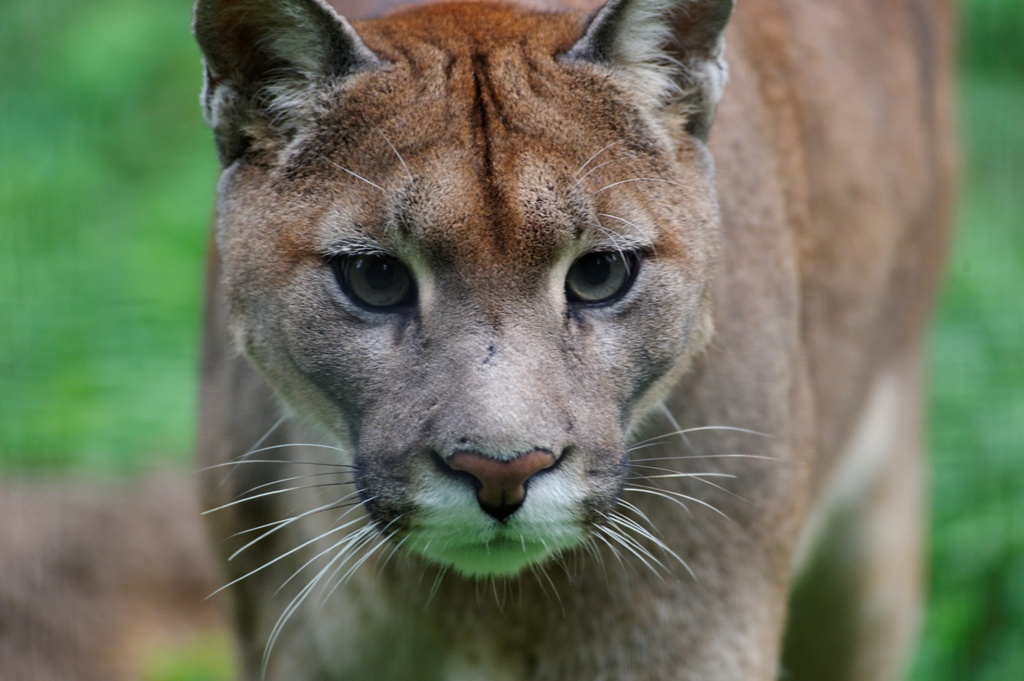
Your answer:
[359,454,609,578]
[399,493,589,577]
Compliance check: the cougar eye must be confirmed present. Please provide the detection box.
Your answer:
[565,251,641,305]
[331,254,416,311]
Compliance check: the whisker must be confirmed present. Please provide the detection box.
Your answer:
[628,464,737,479]
[592,177,687,194]
[317,154,386,192]
[273,524,377,601]
[228,492,363,561]
[615,497,657,530]
[605,516,671,574]
[609,511,697,582]
[591,527,627,570]
[426,565,450,606]
[595,523,666,577]
[236,470,356,499]
[208,514,370,600]
[630,472,747,502]
[237,442,348,457]
[574,140,620,178]
[216,416,287,489]
[262,535,361,678]
[629,453,781,463]
[622,486,693,518]
[529,563,565,616]
[592,220,631,251]
[630,425,774,449]
[577,157,621,182]
[202,457,355,471]
[583,536,611,587]
[379,131,414,184]
[204,480,356,515]
[596,213,648,240]
[377,534,409,575]
[318,524,393,606]
[625,485,734,523]
[231,497,364,539]
[635,471,755,506]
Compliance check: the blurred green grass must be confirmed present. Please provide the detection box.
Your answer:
[0,0,216,470]
[0,1,1021,680]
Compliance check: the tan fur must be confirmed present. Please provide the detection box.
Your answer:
[194,0,957,679]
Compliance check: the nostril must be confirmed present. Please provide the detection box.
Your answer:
[445,449,556,521]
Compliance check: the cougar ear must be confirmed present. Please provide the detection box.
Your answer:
[563,0,734,140]
[193,0,383,164]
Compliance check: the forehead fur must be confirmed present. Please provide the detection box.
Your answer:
[255,2,701,282]
[355,3,584,52]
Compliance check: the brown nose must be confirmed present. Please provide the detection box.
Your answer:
[446,449,557,521]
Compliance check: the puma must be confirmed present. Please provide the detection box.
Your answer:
[193,0,957,679]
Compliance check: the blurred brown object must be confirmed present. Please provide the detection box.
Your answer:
[0,473,226,681]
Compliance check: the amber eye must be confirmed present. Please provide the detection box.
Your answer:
[565,251,641,305]
[331,254,416,311]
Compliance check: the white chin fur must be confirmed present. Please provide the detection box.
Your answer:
[407,474,588,577]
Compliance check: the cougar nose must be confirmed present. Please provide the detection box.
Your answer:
[446,449,556,521]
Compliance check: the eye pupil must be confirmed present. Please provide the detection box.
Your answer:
[579,253,613,287]
[332,254,415,311]
[363,259,396,291]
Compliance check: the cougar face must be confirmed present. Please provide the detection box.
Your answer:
[211,4,719,576]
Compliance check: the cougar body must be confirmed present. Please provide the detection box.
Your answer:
[194,0,957,679]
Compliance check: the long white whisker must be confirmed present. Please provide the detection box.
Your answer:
[578,157,621,182]
[609,511,697,582]
[630,425,773,449]
[529,563,565,616]
[228,491,363,561]
[217,416,287,489]
[208,514,369,599]
[591,527,627,570]
[261,536,359,678]
[237,442,348,457]
[379,131,414,184]
[637,472,755,506]
[319,517,402,602]
[574,140,620,178]
[625,485,734,523]
[237,470,355,498]
[593,177,687,194]
[615,497,656,530]
[318,154,385,192]
[377,534,409,575]
[596,523,665,577]
[271,503,378,595]
[629,453,781,463]
[629,465,737,479]
[201,457,354,471]
[426,566,449,606]
[204,481,354,515]
[318,526,390,606]
[623,486,693,518]
[596,212,644,234]
[231,496,363,539]
[604,518,670,575]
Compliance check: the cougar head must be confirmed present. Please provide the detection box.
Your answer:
[195,0,732,576]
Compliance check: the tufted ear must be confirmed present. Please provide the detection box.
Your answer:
[563,0,734,140]
[193,0,383,164]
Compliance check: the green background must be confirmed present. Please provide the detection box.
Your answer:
[1,1,1021,679]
